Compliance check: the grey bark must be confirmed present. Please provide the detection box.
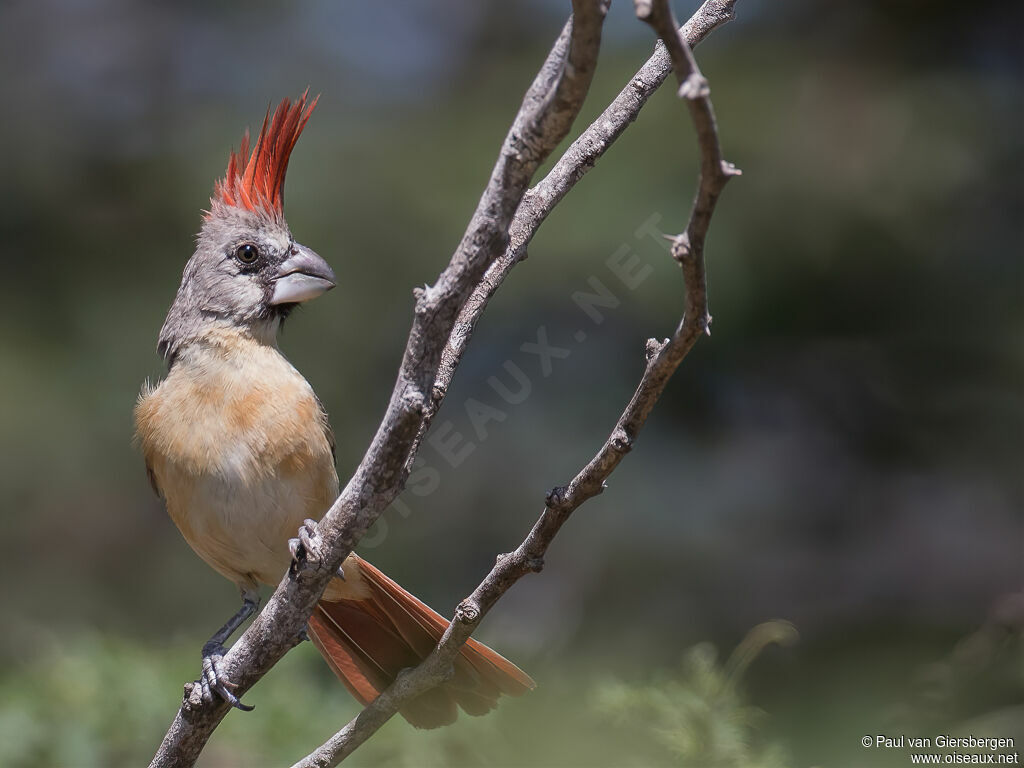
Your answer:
[150,1,739,766]
[291,0,740,765]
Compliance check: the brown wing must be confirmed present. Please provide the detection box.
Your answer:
[145,461,161,497]
[314,392,336,467]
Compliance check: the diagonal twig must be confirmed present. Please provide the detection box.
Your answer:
[291,1,740,765]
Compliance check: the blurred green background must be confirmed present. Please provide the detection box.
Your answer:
[0,0,1020,766]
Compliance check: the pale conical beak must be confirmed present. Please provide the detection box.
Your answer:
[270,244,336,306]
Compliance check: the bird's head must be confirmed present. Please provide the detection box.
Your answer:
[158,92,333,363]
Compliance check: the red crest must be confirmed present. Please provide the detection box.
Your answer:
[213,90,318,217]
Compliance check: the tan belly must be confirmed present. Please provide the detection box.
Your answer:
[135,331,369,600]
[156,456,325,588]
[152,449,367,600]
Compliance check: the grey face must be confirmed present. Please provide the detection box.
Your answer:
[157,203,335,363]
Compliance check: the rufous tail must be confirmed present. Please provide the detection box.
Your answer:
[307,557,535,729]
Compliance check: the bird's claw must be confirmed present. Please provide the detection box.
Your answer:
[288,518,344,579]
[288,518,323,570]
[199,642,253,711]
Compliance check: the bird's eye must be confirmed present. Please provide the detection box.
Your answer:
[235,243,260,265]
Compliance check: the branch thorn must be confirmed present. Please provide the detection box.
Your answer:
[545,486,567,509]
[456,600,481,624]
[633,0,655,21]
[678,74,709,100]
[610,428,633,453]
[721,160,742,177]
[645,337,664,360]
[669,233,691,264]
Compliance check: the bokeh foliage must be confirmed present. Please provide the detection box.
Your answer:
[0,1,1020,766]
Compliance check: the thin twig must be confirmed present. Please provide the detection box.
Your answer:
[428,0,737,414]
[291,0,740,765]
[149,4,608,767]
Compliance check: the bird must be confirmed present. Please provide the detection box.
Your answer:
[134,92,534,727]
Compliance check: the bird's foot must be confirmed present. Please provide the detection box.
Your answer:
[198,641,253,712]
[288,518,344,579]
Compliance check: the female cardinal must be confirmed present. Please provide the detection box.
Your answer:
[134,92,534,727]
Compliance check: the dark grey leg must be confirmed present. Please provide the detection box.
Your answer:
[197,594,259,711]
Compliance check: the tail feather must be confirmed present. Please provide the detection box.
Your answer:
[307,556,535,729]
[356,558,534,697]
[309,600,460,729]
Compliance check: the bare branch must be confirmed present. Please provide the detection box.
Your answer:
[292,1,741,765]
[430,0,738,412]
[149,5,609,768]
[635,0,740,261]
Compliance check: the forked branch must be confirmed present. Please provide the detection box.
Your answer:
[429,0,737,412]
[292,1,740,765]
[150,4,609,767]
